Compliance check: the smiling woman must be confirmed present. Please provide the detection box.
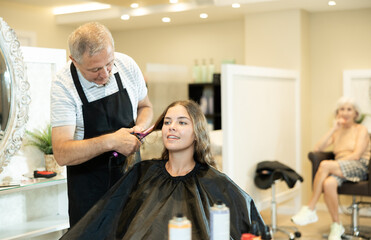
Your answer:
[291,96,370,239]
[60,100,271,240]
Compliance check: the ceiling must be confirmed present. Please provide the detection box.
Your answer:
[7,0,371,31]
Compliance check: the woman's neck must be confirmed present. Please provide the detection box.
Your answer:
[342,121,356,129]
[166,152,195,177]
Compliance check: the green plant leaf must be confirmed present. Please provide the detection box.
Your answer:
[356,113,371,124]
[25,124,53,154]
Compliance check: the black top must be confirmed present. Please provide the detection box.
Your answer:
[61,159,271,240]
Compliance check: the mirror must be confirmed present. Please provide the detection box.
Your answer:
[0,17,30,173]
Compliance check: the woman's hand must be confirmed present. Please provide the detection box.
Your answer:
[333,116,345,130]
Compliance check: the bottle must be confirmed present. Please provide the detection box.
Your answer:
[168,213,192,240]
[208,58,215,83]
[200,59,207,83]
[200,94,208,115]
[210,200,230,240]
[192,59,201,83]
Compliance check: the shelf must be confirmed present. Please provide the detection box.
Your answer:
[0,176,69,239]
[188,79,221,130]
[0,214,69,240]
[0,176,67,195]
[189,82,220,86]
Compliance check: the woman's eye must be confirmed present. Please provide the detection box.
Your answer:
[179,121,187,125]
[164,121,171,125]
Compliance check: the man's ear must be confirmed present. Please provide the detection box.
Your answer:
[69,56,82,70]
[69,56,76,64]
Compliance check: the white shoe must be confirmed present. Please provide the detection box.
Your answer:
[291,206,318,226]
[328,222,344,240]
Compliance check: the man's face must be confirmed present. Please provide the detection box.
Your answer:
[72,44,115,85]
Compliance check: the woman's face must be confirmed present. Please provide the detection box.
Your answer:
[162,105,196,153]
[337,103,358,124]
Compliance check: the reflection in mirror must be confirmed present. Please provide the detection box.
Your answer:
[0,17,30,173]
[0,49,11,133]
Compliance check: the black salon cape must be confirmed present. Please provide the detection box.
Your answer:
[61,159,271,240]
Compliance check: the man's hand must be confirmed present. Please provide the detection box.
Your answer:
[111,128,142,156]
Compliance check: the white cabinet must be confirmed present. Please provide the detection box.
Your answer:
[0,177,69,239]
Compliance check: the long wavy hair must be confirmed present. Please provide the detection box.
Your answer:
[154,100,216,168]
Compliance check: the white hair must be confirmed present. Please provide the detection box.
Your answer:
[335,96,361,122]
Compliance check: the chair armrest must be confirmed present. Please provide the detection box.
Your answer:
[308,151,335,182]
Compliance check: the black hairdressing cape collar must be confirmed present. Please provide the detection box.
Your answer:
[60,160,271,240]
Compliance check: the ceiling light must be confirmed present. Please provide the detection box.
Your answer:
[169,0,178,3]
[131,3,139,8]
[53,2,111,15]
[200,13,208,19]
[132,8,149,16]
[121,14,130,20]
[170,3,188,12]
[328,1,336,6]
[162,17,171,23]
[232,3,240,8]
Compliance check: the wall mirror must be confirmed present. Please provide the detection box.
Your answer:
[0,17,30,173]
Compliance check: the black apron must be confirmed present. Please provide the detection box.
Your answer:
[67,63,135,227]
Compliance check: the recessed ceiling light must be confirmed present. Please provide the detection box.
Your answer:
[169,0,178,3]
[232,3,240,8]
[171,3,188,12]
[200,13,208,19]
[131,3,139,8]
[132,8,148,16]
[53,2,111,15]
[121,14,130,20]
[328,1,336,6]
[162,17,171,23]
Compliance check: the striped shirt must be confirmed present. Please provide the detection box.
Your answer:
[51,52,147,140]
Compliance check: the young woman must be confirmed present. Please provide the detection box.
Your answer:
[61,100,271,240]
[291,97,370,240]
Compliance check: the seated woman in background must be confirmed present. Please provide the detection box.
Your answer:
[291,97,370,240]
[61,100,271,240]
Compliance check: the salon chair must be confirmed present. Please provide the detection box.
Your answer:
[308,151,371,239]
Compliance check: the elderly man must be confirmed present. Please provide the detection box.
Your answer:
[51,22,153,227]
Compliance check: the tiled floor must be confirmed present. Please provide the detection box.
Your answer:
[260,208,371,240]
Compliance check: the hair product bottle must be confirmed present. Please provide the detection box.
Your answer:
[168,213,192,240]
[210,201,230,240]
[192,59,201,83]
[208,58,215,83]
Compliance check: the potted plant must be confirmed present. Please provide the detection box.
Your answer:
[26,124,63,174]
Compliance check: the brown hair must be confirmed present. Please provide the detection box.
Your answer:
[154,100,216,168]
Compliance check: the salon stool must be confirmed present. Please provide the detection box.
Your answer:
[255,160,303,240]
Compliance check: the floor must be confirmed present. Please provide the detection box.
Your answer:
[260,208,371,240]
